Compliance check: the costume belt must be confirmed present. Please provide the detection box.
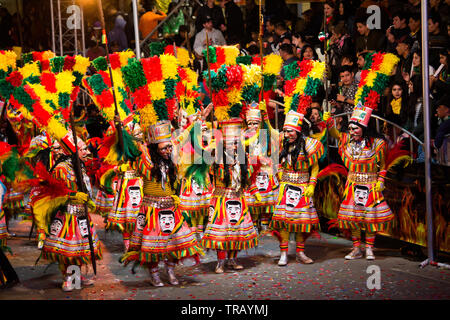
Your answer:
[142,195,174,209]
[281,171,310,184]
[67,204,87,217]
[213,186,242,198]
[123,170,139,179]
[347,172,378,184]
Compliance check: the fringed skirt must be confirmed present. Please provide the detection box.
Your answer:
[41,205,102,266]
[179,178,212,229]
[120,195,203,265]
[270,180,319,233]
[201,188,258,251]
[0,211,7,248]
[338,173,394,232]
[4,188,25,211]
[94,189,115,218]
[245,173,279,226]
[106,174,143,234]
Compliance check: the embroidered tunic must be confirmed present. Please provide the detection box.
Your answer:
[270,136,324,233]
[41,160,102,266]
[332,129,394,232]
[201,156,259,251]
[120,144,203,264]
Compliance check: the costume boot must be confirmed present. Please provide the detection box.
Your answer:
[149,267,164,287]
[345,247,363,260]
[165,263,179,285]
[278,251,288,266]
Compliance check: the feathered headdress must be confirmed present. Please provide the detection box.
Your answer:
[351,52,400,127]
[22,51,56,73]
[0,50,17,80]
[83,51,135,123]
[164,45,192,68]
[202,45,240,71]
[121,54,180,143]
[1,55,90,154]
[282,59,326,132]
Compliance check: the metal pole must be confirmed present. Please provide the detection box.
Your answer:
[81,4,86,56]
[132,0,141,59]
[73,0,78,55]
[15,0,23,49]
[420,0,435,266]
[50,0,56,53]
[57,0,63,55]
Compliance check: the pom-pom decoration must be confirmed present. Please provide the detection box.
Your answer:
[202,63,246,122]
[83,52,136,122]
[0,50,17,80]
[282,59,325,115]
[202,45,240,71]
[354,52,399,110]
[121,54,181,132]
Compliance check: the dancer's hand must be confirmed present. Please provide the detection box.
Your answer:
[375,181,385,192]
[37,232,46,249]
[323,112,331,121]
[87,199,96,211]
[304,185,315,198]
[70,192,89,204]
[118,163,130,172]
[254,192,262,202]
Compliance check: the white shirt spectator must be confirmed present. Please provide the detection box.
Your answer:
[193,27,226,57]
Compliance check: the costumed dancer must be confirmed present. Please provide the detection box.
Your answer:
[175,66,214,240]
[119,54,204,287]
[84,51,138,223]
[32,136,102,291]
[325,52,400,260]
[243,102,279,232]
[104,114,144,251]
[270,59,326,266]
[3,53,98,291]
[199,61,261,274]
[0,172,19,289]
[237,53,283,232]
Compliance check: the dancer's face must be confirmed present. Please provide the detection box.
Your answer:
[284,128,298,143]
[157,142,173,160]
[349,124,363,141]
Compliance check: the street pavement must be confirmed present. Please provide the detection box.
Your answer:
[1,214,449,300]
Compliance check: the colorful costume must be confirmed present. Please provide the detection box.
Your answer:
[243,103,279,231]
[200,120,260,273]
[119,54,203,286]
[38,159,102,267]
[270,58,326,266]
[327,52,400,260]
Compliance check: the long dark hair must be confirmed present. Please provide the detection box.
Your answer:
[214,138,249,189]
[148,143,178,192]
[279,121,310,171]
[305,107,322,134]
[386,81,409,125]
[347,120,385,150]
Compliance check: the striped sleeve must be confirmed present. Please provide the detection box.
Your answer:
[374,138,387,181]
[305,137,324,167]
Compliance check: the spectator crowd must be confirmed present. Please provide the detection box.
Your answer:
[0,0,449,164]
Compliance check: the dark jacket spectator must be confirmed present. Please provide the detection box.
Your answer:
[108,14,128,52]
[433,95,450,150]
[195,0,225,33]
[354,16,386,53]
[329,23,354,84]
[220,0,244,43]
[428,13,449,69]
